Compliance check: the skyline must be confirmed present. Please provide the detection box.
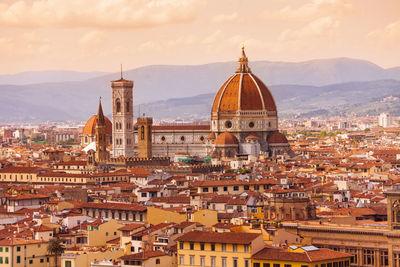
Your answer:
[0,0,399,75]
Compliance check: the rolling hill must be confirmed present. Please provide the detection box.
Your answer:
[0,58,399,122]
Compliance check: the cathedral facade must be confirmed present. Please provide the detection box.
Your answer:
[82,48,290,159]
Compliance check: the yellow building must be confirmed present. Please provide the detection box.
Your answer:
[87,219,122,247]
[0,238,55,267]
[61,247,125,267]
[176,230,264,267]
[252,245,351,267]
[120,251,172,267]
[146,206,218,228]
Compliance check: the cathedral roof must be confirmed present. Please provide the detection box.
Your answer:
[82,115,112,136]
[267,131,288,144]
[206,132,216,139]
[214,132,239,146]
[211,47,277,113]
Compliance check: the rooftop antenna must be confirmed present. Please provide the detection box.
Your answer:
[120,64,123,79]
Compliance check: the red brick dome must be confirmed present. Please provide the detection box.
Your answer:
[211,48,277,113]
[214,132,239,145]
[82,115,112,136]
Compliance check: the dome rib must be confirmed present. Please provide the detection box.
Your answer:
[237,73,244,111]
[249,73,265,110]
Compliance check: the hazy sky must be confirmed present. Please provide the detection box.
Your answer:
[0,0,399,74]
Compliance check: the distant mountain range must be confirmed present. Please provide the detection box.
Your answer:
[0,58,400,122]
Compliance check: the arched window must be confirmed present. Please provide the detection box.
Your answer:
[116,99,121,113]
[141,126,145,140]
[126,101,130,112]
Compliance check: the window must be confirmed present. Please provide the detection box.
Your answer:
[249,122,255,128]
[0,247,2,252]
[190,255,195,265]
[244,185,249,190]
[0,258,2,264]
[233,258,238,267]
[211,244,215,251]
[65,261,72,267]
[156,259,160,264]
[17,256,21,263]
[190,243,194,250]
[363,249,374,266]
[29,259,33,264]
[116,100,121,112]
[200,243,205,250]
[40,259,44,263]
[233,186,239,191]
[179,255,184,265]
[180,136,185,141]
[141,192,147,197]
[225,121,232,128]
[5,257,8,264]
[211,256,216,267]
[179,242,183,250]
[17,246,21,252]
[224,186,228,191]
[233,244,237,252]
[202,188,209,193]
[222,257,227,267]
[200,256,205,266]
[213,187,218,192]
[284,265,292,267]
[244,245,249,253]
[253,264,260,267]
[126,101,130,112]
[140,126,145,140]
[273,264,280,267]
[222,243,226,251]
[245,259,249,267]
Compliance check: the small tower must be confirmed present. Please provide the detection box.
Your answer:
[111,69,134,157]
[137,117,153,158]
[95,98,109,162]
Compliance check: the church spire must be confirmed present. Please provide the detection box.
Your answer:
[235,45,251,73]
[97,97,105,125]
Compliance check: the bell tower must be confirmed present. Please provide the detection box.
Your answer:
[137,117,153,158]
[111,72,134,157]
[95,98,109,162]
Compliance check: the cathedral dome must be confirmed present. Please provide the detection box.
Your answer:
[214,132,239,145]
[82,115,112,136]
[211,47,277,113]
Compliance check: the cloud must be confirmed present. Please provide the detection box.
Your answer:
[0,32,50,58]
[279,16,339,41]
[262,0,352,20]
[78,31,106,47]
[210,12,242,24]
[0,0,205,29]
[366,20,400,45]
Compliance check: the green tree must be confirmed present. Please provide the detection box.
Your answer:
[47,237,65,267]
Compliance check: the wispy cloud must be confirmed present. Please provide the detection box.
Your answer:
[0,0,205,29]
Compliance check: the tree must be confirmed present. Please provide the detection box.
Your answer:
[47,237,65,267]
